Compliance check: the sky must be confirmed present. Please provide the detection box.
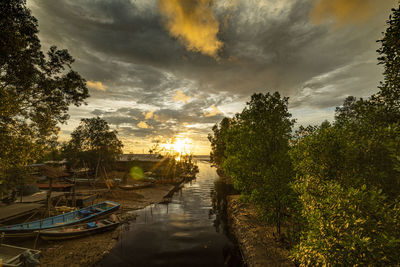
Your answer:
[27,0,397,155]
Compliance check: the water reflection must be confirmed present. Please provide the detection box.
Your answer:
[98,161,243,267]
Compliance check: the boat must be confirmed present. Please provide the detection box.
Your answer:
[37,216,119,241]
[118,182,153,190]
[0,201,120,237]
[0,243,40,267]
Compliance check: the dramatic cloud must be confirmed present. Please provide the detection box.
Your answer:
[203,105,222,117]
[173,90,192,103]
[310,0,391,26]
[143,109,154,120]
[27,0,398,154]
[137,121,153,129]
[159,0,223,57]
[86,80,106,91]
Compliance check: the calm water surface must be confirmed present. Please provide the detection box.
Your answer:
[98,161,243,267]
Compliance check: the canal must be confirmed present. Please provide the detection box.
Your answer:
[98,161,243,267]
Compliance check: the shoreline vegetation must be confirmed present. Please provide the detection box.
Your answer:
[209,4,400,266]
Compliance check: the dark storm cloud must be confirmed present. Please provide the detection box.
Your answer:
[27,0,398,148]
[29,0,395,104]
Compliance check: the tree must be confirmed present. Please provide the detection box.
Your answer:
[148,140,163,155]
[222,92,296,235]
[0,0,89,189]
[63,117,123,176]
[291,6,400,264]
[377,4,400,112]
[290,120,400,199]
[208,117,231,166]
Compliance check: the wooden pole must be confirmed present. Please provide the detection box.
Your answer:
[72,179,76,207]
[46,177,53,216]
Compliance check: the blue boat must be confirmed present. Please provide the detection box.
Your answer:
[0,201,120,237]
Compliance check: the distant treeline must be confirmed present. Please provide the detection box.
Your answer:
[208,5,400,266]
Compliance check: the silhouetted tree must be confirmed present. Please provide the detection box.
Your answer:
[63,117,123,176]
[208,117,231,166]
[0,0,89,189]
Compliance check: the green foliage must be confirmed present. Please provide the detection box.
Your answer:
[222,92,296,234]
[290,7,400,264]
[63,117,123,173]
[290,121,400,199]
[208,117,231,166]
[377,4,400,111]
[292,176,400,266]
[0,0,88,188]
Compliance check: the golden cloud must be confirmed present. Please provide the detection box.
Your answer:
[173,90,192,103]
[86,80,106,91]
[142,109,154,120]
[203,105,222,117]
[137,121,152,129]
[159,0,223,58]
[310,0,385,26]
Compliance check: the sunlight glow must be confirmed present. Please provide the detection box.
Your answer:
[162,137,193,160]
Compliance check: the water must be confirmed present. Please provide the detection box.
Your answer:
[98,161,243,267]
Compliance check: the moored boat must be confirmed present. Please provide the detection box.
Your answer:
[37,217,119,241]
[0,243,40,267]
[0,201,120,237]
[118,182,153,190]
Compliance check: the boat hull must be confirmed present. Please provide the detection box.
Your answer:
[38,219,119,241]
[118,182,153,190]
[0,201,120,238]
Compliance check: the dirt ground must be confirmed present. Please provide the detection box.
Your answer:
[227,195,294,267]
[38,183,175,267]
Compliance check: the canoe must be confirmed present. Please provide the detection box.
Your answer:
[118,182,153,190]
[0,201,120,238]
[37,217,119,241]
[0,243,40,267]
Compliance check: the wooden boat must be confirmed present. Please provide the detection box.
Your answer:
[0,243,40,267]
[118,182,153,190]
[0,201,120,238]
[37,217,119,241]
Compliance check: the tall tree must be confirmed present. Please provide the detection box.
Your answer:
[208,117,231,167]
[222,92,296,235]
[63,117,123,176]
[0,0,89,188]
[377,4,400,112]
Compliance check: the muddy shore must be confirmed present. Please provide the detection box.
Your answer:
[38,183,176,267]
[227,195,294,267]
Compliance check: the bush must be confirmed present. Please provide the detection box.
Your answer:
[292,176,400,266]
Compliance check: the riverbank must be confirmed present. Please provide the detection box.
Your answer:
[39,183,175,267]
[227,195,294,267]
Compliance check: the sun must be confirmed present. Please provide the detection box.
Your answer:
[162,137,193,159]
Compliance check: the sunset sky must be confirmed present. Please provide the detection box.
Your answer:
[27,0,397,154]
